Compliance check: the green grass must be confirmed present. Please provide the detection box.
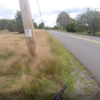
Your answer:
[74,32,100,37]
[58,29,67,32]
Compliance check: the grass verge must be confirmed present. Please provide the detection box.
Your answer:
[75,32,100,37]
[0,29,100,100]
[58,29,100,37]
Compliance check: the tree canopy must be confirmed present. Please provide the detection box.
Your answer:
[39,22,45,29]
[0,11,24,33]
[53,25,60,30]
[33,22,38,29]
[0,11,40,33]
[66,23,76,32]
[56,12,74,28]
[0,19,16,32]
[76,8,100,35]
[15,11,24,33]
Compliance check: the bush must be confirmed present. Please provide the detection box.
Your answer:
[87,30,91,34]
[65,23,76,32]
[53,25,60,30]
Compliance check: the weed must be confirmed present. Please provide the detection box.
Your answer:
[41,43,44,46]
[0,51,15,59]
[92,80,97,85]
[7,62,21,75]
[81,66,85,69]
[4,78,17,88]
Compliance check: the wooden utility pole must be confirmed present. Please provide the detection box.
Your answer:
[19,0,38,58]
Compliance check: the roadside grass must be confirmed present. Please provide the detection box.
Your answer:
[57,29,67,32]
[0,29,100,100]
[76,32,100,37]
[58,29,100,37]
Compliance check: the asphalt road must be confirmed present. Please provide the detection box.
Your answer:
[47,30,100,86]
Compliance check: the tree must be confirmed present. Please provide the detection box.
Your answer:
[0,19,7,30]
[76,8,100,35]
[34,22,38,29]
[56,12,74,28]
[53,25,60,30]
[39,22,45,29]
[45,26,53,30]
[66,23,76,32]
[15,11,24,33]
[7,19,16,32]
[0,19,16,32]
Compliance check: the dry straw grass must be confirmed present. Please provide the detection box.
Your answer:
[0,29,55,95]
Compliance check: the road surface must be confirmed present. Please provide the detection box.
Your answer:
[47,30,100,86]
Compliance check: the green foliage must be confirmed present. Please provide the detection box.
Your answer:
[76,8,100,35]
[0,19,16,32]
[45,26,53,30]
[15,11,24,33]
[0,11,25,33]
[34,22,38,29]
[39,22,45,29]
[65,23,76,32]
[53,25,60,30]
[87,30,91,34]
[56,11,75,28]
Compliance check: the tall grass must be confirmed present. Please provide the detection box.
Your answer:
[0,29,75,100]
[1,30,99,100]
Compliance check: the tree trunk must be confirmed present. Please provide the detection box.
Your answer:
[93,29,96,36]
[92,26,96,36]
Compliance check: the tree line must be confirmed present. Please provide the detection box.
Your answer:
[1,8,100,36]
[0,11,45,33]
[54,8,100,36]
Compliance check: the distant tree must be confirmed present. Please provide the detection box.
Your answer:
[66,23,76,32]
[34,22,38,29]
[76,8,100,35]
[45,26,50,30]
[0,19,7,30]
[53,25,60,30]
[7,19,17,32]
[45,26,53,30]
[39,22,45,29]
[0,19,16,32]
[56,12,75,28]
[15,11,24,33]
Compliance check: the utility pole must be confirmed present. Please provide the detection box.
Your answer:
[19,0,38,58]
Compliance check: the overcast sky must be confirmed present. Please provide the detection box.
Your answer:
[0,0,100,26]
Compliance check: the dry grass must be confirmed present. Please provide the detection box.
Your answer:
[0,29,56,97]
[0,29,99,100]
[0,29,65,100]
[0,29,10,33]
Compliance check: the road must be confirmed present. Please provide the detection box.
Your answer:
[47,30,100,86]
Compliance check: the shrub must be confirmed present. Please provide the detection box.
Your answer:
[87,30,91,34]
[65,23,76,32]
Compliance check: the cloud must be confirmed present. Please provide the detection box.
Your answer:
[0,4,16,19]
[0,0,100,27]
[32,7,85,26]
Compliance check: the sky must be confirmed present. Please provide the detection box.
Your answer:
[0,0,100,27]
